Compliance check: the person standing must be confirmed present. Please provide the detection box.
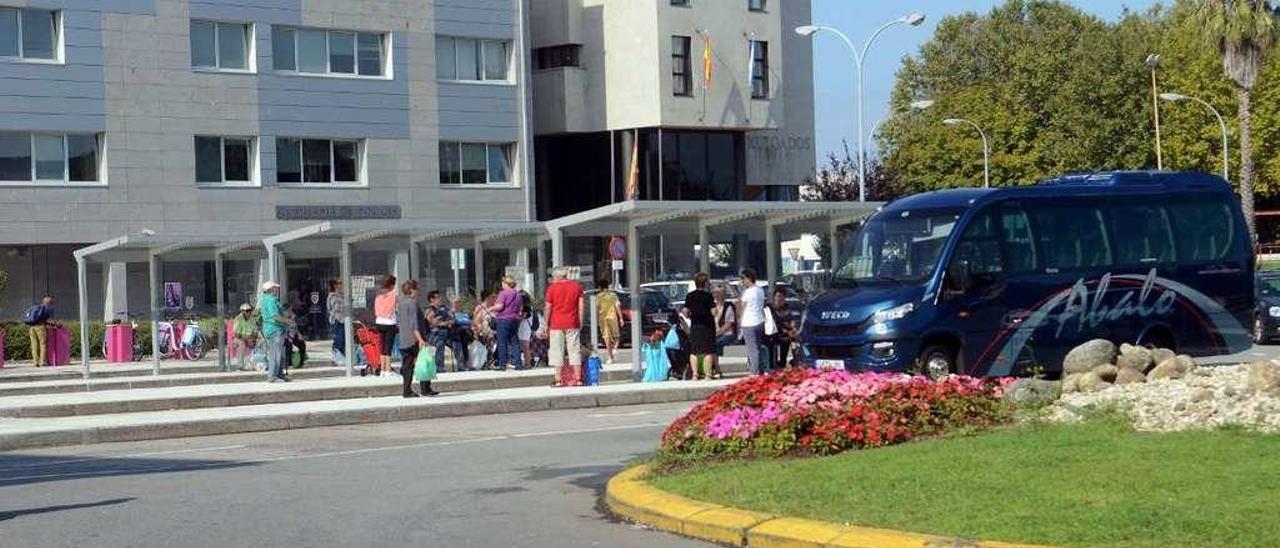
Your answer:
[683,273,716,380]
[543,267,585,386]
[770,288,800,369]
[472,290,497,369]
[595,278,623,365]
[425,290,460,373]
[738,269,767,375]
[23,296,55,367]
[259,281,294,382]
[372,276,398,376]
[326,279,348,362]
[232,304,259,371]
[397,281,436,397]
[490,277,524,371]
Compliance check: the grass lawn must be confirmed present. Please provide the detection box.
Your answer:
[650,420,1280,548]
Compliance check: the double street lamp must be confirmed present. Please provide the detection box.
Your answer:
[942,118,991,189]
[796,13,926,202]
[1159,92,1229,181]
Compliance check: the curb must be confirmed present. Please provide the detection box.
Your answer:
[0,383,727,451]
[605,465,1050,548]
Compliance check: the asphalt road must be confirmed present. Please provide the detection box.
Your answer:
[0,403,712,548]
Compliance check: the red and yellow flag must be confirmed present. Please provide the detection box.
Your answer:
[702,34,713,89]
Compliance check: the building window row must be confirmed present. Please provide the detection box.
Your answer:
[435,36,510,82]
[0,7,59,62]
[271,27,385,77]
[195,136,255,185]
[439,142,514,185]
[275,138,362,184]
[0,132,101,184]
[190,20,252,71]
[534,44,580,70]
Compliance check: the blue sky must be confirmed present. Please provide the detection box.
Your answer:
[809,0,1163,161]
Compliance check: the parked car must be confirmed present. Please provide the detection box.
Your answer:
[642,279,740,310]
[1254,271,1280,344]
[583,289,672,347]
[727,279,805,315]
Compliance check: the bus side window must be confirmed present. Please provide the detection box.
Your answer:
[1168,201,1235,262]
[1029,205,1113,271]
[1108,204,1176,265]
[1000,209,1036,273]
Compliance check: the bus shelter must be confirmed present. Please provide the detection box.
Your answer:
[546,200,882,371]
[73,235,267,379]
[262,220,548,377]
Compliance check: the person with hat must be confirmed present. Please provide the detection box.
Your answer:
[231,303,260,371]
[259,281,294,382]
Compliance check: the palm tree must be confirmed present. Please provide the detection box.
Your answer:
[1194,0,1279,242]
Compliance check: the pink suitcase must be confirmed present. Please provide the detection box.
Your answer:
[105,324,134,363]
[46,325,71,366]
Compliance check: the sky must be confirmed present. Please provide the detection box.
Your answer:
[809,0,1163,162]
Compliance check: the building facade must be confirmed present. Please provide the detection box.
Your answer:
[0,0,815,318]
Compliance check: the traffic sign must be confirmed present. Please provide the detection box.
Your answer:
[608,236,627,261]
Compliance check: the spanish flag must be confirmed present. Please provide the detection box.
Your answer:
[702,33,713,89]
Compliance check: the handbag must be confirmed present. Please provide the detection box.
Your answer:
[414,350,437,381]
[763,307,778,337]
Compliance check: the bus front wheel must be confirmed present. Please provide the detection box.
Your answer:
[916,344,957,380]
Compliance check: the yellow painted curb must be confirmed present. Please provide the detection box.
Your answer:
[605,464,1052,548]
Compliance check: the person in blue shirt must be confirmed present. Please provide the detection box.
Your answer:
[258,281,294,383]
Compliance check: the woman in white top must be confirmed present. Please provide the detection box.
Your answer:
[737,269,768,375]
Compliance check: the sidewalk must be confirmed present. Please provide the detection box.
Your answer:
[0,379,733,451]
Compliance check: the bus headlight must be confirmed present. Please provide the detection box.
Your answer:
[1269,306,1280,318]
[872,303,915,324]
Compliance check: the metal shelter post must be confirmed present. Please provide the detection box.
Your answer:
[697,222,711,275]
[628,221,642,380]
[409,240,421,281]
[215,250,228,372]
[766,220,779,293]
[473,237,486,295]
[77,256,90,380]
[148,252,161,376]
[340,239,355,377]
[535,238,548,297]
[550,227,564,267]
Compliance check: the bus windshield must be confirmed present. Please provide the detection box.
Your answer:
[832,208,965,287]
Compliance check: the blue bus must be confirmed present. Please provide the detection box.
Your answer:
[798,171,1254,379]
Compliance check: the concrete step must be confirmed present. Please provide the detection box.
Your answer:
[0,379,732,451]
[0,360,748,419]
[0,361,225,383]
[0,366,351,397]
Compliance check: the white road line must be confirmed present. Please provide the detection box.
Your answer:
[0,444,249,472]
[0,424,666,482]
[584,411,654,418]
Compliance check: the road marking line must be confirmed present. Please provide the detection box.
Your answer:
[584,411,654,418]
[0,444,248,472]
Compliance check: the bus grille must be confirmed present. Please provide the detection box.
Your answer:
[809,345,861,360]
[808,322,864,337]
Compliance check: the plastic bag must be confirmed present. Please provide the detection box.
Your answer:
[585,355,601,386]
[662,326,681,350]
[641,343,670,383]
[414,350,437,381]
[468,341,488,371]
[250,346,267,372]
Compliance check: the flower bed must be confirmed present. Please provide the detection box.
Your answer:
[658,369,1015,465]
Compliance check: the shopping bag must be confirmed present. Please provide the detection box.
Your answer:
[414,349,437,381]
[468,341,488,370]
[662,326,681,350]
[585,355,601,386]
[250,346,267,372]
[641,343,670,383]
[763,308,778,336]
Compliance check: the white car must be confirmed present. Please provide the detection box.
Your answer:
[641,279,740,310]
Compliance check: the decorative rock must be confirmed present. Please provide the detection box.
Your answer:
[1150,348,1176,366]
[1116,344,1153,372]
[1003,378,1061,406]
[1092,364,1119,382]
[1115,367,1146,385]
[1176,354,1196,370]
[1061,373,1083,394]
[1148,358,1187,381]
[1076,371,1109,393]
[1064,339,1116,374]
[1190,387,1213,403]
[1245,361,1280,396]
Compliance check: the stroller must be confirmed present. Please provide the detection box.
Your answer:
[356,323,381,373]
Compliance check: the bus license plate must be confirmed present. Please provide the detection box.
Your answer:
[816,359,844,370]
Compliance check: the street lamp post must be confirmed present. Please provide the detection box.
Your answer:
[796,13,926,202]
[1160,92,1229,181]
[1147,54,1164,170]
[943,118,990,189]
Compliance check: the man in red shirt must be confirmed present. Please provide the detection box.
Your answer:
[543,267,585,386]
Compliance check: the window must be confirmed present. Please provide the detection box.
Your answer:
[272,26,386,77]
[436,36,509,82]
[534,44,581,69]
[195,136,255,185]
[190,21,251,71]
[1000,208,1037,273]
[750,40,769,99]
[1168,201,1238,262]
[951,213,1004,276]
[671,0,689,5]
[1028,205,1112,271]
[749,0,767,11]
[439,141,514,185]
[1107,204,1176,265]
[275,138,362,184]
[672,36,692,96]
[0,7,58,61]
[0,132,100,184]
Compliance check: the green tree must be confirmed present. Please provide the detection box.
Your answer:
[1192,0,1279,241]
